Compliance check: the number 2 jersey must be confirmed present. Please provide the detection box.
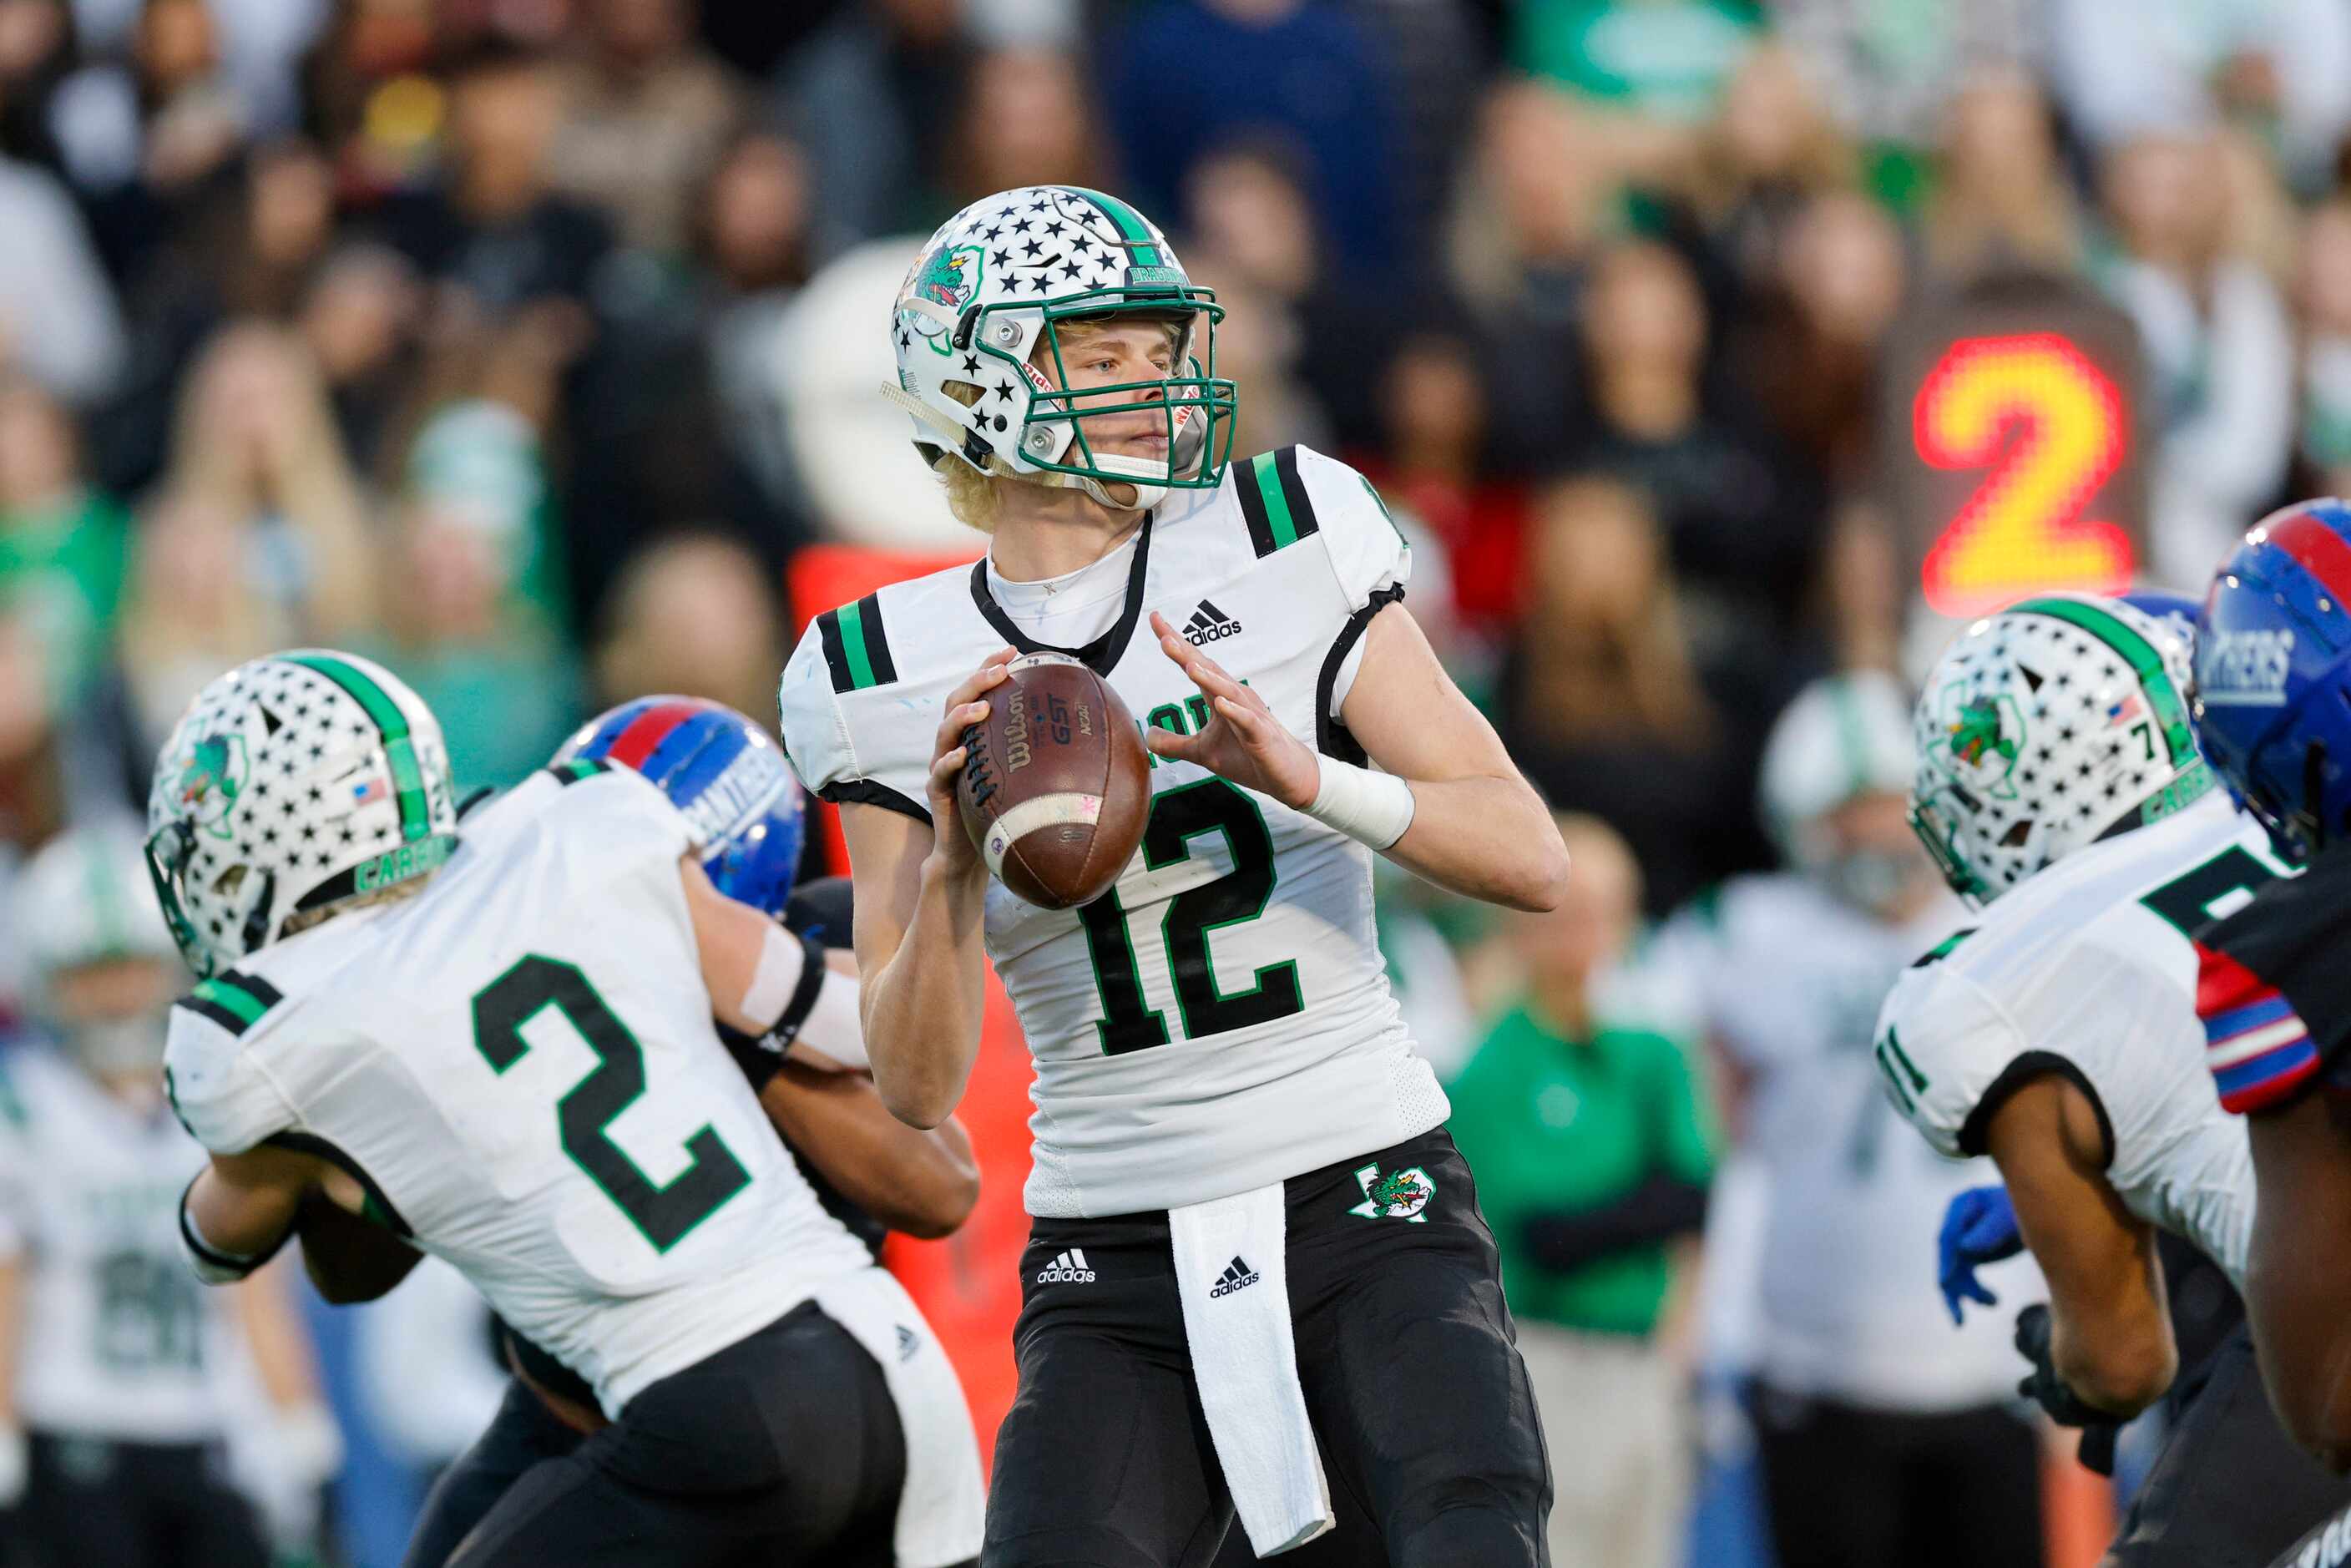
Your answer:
[1872,793,2275,1282]
[162,765,877,1414]
[0,1045,235,1442]
[779,445,1446,1218]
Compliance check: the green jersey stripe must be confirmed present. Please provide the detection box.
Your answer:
[837,599,878,690]
[284,653,432,842]
[2012,599,2195,764]
[1250,451,1299,551]
[192,975,270,1029]
[1064,186,1165,268]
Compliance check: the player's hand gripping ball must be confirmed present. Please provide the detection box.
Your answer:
[956,653,1150,908]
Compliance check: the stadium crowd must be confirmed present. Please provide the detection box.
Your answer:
[2,0,2349,1564]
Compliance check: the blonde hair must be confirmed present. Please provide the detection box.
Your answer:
[280,873,432,938]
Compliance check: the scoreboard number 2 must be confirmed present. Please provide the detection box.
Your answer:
[1914,332,2135,617]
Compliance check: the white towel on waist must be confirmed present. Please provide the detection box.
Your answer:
[1169,1182,1334,1557]
[811,1267,986,1568]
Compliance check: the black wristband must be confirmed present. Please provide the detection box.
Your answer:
[766,930,831,1048]
[717,1022,786,1095]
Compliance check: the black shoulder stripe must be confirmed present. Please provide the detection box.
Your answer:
[1236,455,1278,558]
[816,608,853,694]
[1272,446,1319,540]
[175,994,248,1035]
[816,777,933,825]
[265,1130,414,1238]
[543,758,611,788]
[1314,584,1406,762]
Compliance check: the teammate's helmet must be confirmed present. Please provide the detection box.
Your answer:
[2192,499,2351,860]
[13,822,180,1073]
[1910,594,2212,905]
[555,697,806,918]
[144,650,460,979]
[1758,673,1916,900]
[883,185,1236,511]
[2121,589,2202,659]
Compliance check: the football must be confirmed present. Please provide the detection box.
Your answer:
[956,653,1150,909]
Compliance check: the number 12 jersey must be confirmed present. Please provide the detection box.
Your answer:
[779,445,1448,1219]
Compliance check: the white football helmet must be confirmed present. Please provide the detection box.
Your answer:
[882,185,1235,510]
[14,821,182,1074]
[144,650,459,978]
[1758,672,1916,865]
[1910,594,2212,906]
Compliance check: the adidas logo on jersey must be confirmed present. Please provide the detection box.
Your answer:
[1208,1255,1261,1297]
[1184,599,1242,645]
[1035,1248,1096,1284]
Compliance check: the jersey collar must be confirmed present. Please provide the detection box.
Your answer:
[968,509,1155,675]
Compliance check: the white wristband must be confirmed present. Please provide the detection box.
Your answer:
[1304,756,1415,850]
[739,920,807,1029]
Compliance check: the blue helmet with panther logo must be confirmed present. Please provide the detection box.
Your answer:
[2193,499,2351,861]
[556,697,806,918]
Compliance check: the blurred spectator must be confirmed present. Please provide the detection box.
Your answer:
[377,39,613,312]
[1333,0,1484,281]
[1919,67,2084,286]
[2096,130,2294,587]
[0,0,73,169]
[1493,478,1773,915]
[776,0,967,261]
[1767,0,2035,179]
[549,0,747,258]
[1183,139,1387,451]
[1514,0,1760,126]
[1449,80,1613,471]
[1568,238,1823,643]
[1103,0,1403,270]
[691,125,816,529]
[361,401,579,793]
[1694,45,1855,299]
[1728,189,1907,493]
[96,323,376,777]
[0,373,129,705]
[593,532,789,728]
[298,242,423,477]
[2048,0,2351,194]
[2297,197,2351,494]
[943,47,1101,209]
[0,148,125,405]
[1352,329,1530,630]
[1446,813,1715,1568]
[1180,260,1331,460]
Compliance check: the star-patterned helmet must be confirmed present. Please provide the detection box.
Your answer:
[144,650,460,978]
[883,185,1236,510]
[1909,594,2213,907]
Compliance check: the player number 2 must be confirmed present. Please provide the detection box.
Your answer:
[472,956,750,1252]
[1078,777,1305,1053]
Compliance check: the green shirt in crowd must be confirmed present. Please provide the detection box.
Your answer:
[1445,1004,1715,1337]
[1513,0,1762,124]
[0,491,130,703]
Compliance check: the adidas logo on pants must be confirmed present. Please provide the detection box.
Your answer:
[1208,1255,1260,1297]
[1035,1249,1096,1284]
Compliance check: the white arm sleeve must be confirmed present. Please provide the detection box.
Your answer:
[776,621,860,798]
[164,1010,299,1156]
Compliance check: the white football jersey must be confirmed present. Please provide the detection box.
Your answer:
[163,765,877,1414]
[1656,878,2040,1410]
[780,444,1445,1218]
[0,1045,240,1442]
[1873,794,2280,1283]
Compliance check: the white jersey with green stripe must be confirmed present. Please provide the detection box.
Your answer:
[162,764,878,1414]
[779,443,1446,1218]
[1871,792,2276,1282]
[0,1046,244,1442]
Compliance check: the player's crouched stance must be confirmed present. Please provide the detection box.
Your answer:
[781,185,1565,1566]
[149,654,983,1566]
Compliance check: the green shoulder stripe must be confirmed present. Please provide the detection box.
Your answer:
[179,970,285,1037]
[1234,447,1321,558]
[1909,928,1979,969]
[817,593,900,694]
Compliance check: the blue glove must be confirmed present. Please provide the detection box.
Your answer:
[1938,1185,2024,1324]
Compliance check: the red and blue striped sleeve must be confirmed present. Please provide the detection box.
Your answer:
[2197,939,2319,1113]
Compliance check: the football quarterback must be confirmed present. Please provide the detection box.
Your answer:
[779,185,1565,1565]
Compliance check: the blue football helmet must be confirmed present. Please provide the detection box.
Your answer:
[2192,498,2351,860]
[555,696,806,917]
